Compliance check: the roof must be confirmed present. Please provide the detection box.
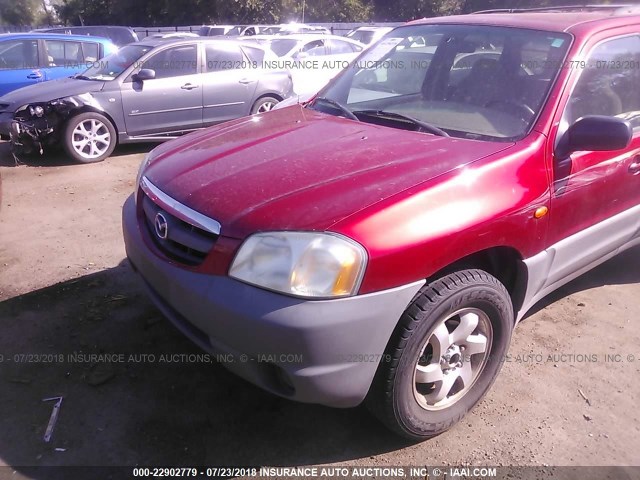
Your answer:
[408,11,640,35]
[352,26,395,31]
[238,33,360,43]
[0,32,115,44]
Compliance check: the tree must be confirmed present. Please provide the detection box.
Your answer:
[0,0,41,25]
[373,0,463,21]
[461,0,616,13]
[54,0,373,26]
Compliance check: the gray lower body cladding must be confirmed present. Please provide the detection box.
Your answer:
[122,195,424,407]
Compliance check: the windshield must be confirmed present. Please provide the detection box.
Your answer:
[267,39,299,57]
[316,24,571,142]
[82,44,153,80]
[226,26,244,36]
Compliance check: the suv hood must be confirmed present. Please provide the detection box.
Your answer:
[0,77,105,111]
[145,106,512,239]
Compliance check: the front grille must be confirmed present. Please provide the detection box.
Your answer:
[140,186,219,266]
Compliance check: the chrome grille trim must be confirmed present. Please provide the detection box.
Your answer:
[140,176,221,235]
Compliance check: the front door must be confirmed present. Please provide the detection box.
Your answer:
[546,32,640,285]
[120,44,203,136]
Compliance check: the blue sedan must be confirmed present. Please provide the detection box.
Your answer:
[0,33,117,96]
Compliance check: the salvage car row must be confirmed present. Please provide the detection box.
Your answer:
[0,28,375,162]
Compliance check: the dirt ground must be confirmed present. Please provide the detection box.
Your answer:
[0,140,639,478]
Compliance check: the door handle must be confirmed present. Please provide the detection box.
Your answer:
[27,71,43,79]
[180,83,199,90]
[238,78,254,85]
[629,160,640,175]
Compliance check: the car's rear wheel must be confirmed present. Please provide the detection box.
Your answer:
[63,112,116,163]
[251,96,280,114]
[366,269,514,440]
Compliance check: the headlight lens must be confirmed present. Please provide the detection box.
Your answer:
[229,232,367,298]
[28,105,45,117]
[136,149,156,191]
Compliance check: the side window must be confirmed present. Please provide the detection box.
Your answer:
[564,35,640,127]
[142,45,197,79]
[205,45,244,72]
[81,42,99,62]
[44,40,83,66]
[0,40,39,69]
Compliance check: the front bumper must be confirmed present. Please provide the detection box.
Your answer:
[122,195,424,407]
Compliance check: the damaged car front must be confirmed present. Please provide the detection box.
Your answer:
[10,96,89,155]
[0,75,118,160]
[0,43,151,163]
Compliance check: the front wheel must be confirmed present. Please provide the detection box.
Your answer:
[366,269,514,440]
[62,112,116,163]
[251,96,280,115]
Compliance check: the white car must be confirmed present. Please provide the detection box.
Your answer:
[345,26,395,46]
[242,34,364,96]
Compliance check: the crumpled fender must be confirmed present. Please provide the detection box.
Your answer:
[11,93,107,156]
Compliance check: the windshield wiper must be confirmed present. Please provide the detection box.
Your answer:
[312,97,359,121]
[353,110,450,137]
[72,74,94,81]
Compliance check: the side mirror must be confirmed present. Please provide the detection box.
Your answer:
[556,115,632,159]
[132,68,156,82]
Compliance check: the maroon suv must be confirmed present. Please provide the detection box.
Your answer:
[123,8,640,439]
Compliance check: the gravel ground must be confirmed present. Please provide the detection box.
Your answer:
[0,142,639,478]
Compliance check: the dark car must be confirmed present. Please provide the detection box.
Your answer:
[0,38,293,163]
[124,7,640,439]
[33,26,139,47]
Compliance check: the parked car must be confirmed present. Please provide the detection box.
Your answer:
[0,33,117,98]
[198,25,235,37]
[0,38,292,162]
[123,7,640,439]
[142,32,199,40]
[224,25,263,36]
[241,34,364,95]
[33,26,138,47]
[345,26,395,45]
[262,24,331,35]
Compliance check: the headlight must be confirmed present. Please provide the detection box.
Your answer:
[16,104,46,117]
[229,232,367,298]
[136,149,156,192]
[29,105,45,117]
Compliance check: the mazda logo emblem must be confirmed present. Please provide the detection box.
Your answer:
[154,212,168,240]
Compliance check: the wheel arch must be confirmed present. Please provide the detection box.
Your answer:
[253,92,284,104]
[421,246,528,321]
[64,106,119,145]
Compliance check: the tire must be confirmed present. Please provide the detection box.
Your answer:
[62,112,117,164]
[366,269,514,440]
[251,96,280,115]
